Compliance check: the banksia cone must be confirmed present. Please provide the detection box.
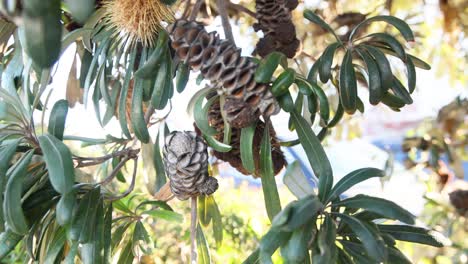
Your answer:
[253,0,300,58]
[163,131,218,200]
[449,190,468,215]
[205,96,286,178]
[167,19,280,128]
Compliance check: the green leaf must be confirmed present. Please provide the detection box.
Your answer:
[314,215,337,264]
[375,46,431,70]
[48,99,69,140]
[202,134,232,152]
[309,81,330,124]
[281,224,313,263]
[339,50,357,114]
[340,241,375,264]
[283,161,315,199]
[198,195,211,227]
[131,67,150,143]
[118,46,138,139]
[0,229,24,258]
[143,209,183,223]
[64,0,94,24]
[197,225,211,264]
[153,132,167,192]
[69,187,101,242]
[336,213,386,262]
[21,0,62,68]
[290,111,333,201]
[38,134,75,194]
[390,76,413,104]
[272,195,323,231]
[388,246,412,264]
[334,194,414,224]
[377,225,445,247]
[356,48,382,105]
[295,77,314,96]
[406,57,416,93]
[193,91,218,136]
[111,221,132,253]
[63,242,79,264]
[362,45,393,91]
[211,196,223,248]
[117,240,134,264]
[0,139,20,232]
[326,168,384,202]
[303,10,341,43]
[3,150,34,235]
[135,30,169,79]
[271,68,295,97]
[350,15,414,42]
[132,221,151,254]
[44,227,66,264]
[56,191,76,226]
[176,62,190,93]
[259,228,291,260]
[242,248,260,264]
[255,52,286,83]
[240,122,256,174]
[381,92,406,109]
[327,102,344,128]
[103,203,112,262]
[366,33,406,59]
[150,49,173,110]
[319,42,341,83]
[259,124,281,221]
[278,91,295,112]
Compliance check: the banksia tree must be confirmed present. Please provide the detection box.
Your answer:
[0,0,452,263]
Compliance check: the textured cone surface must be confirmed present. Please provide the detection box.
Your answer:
[254,0,300,58]
[167,19,280,128]
[204,97,286,178]
[163,131,218,200]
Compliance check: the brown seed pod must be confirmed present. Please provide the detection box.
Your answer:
[167,19,280,128]
[163,131,218,200]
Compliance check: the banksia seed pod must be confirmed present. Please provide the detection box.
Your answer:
[449,190,468,215]
[253,0,300,58]
[167,19,280,128]
[163,131,218,200]
[205,96,286,178]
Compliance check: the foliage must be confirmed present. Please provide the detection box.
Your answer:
[0,0,456,263]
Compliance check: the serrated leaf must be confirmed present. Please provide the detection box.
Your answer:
[3,150,34,234]
[377,225,446,247]
[334,194,414,224]
[143,209,183,223]
[283,161,315,199]
[197,225,211,264]
[319,42,341,83]
[255,52,286,83]
[48,99,69,140]
[350,15,414,42]
[339,50,357,114]
[336,213,386,262]
[326,168,384,203]
[240,122,256,174]
[259,124,281,221]
[290,111,333,201]
[38,134,75,194]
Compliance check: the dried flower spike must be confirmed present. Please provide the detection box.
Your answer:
[163,131,218,200]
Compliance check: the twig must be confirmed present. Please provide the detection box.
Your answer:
[182,0,193,19]
[106,157,138,201]
[99,155,132,185]
[216,0,235,44]
[227,2,256,18]
[74,148,139,168]
[190,196,198,264]
[189,0,205,21]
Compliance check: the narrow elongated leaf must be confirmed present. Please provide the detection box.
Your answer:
[283,161,315,199]
[327,168,384,202]
[150,49,172,110]
[319,42,341,83]
[135,29,169,78]
[367,33,406,59]
[193,92,218,136]
[64,242,79,264]
[375,45,431,70]
[211,196,223,247]
[356,48,382,105]
[64,0,94,23]
[176,62,190,93]
[69,187,100,242]
[103,203,112,262]
[295,77,314,96]
[38,134,75,194]
[143,209,183,223]
[377,225,445,247]
[48,99,69,140]
[117,240,134,264]
[290,111,333,201]
[0,139,20,232]
[340,241,375,264]
[197,225,211,264]
[255,52,286,83]
[56,191,76,226]
[3,150,34,234]
[390,76,413,104]
[0,229,24,258]
[153,132,167,192]
[198,195,211,227]
[202,134,232,152]
[388,246,412,264]
[240,123,256,174]
[118,47,137,138]
[350,15,414,42]
[242,248,260,264]
[131,62,150,143]
[278,91,295,112]
[310,80,330,125]
[259,228,291,260]
[336,213,386,262]
[273,196,323,231]
[271,68,295,97]
[111,221,132,252]
[314,215,337,264]
[406,57,416,93]
[335,194,414,224]
[363,45,393,90]
[339,50,357,114]
[259,124,281,221]
[281,224,313,263]
[304,10,341,42]
[44,227,66,264]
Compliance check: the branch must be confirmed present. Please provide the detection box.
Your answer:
[74,148,139,168]
[190,197,198,264]
[217,0,235,44]
[227,2,256,18]
[189,0,205,21]
[106,157,138,201]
